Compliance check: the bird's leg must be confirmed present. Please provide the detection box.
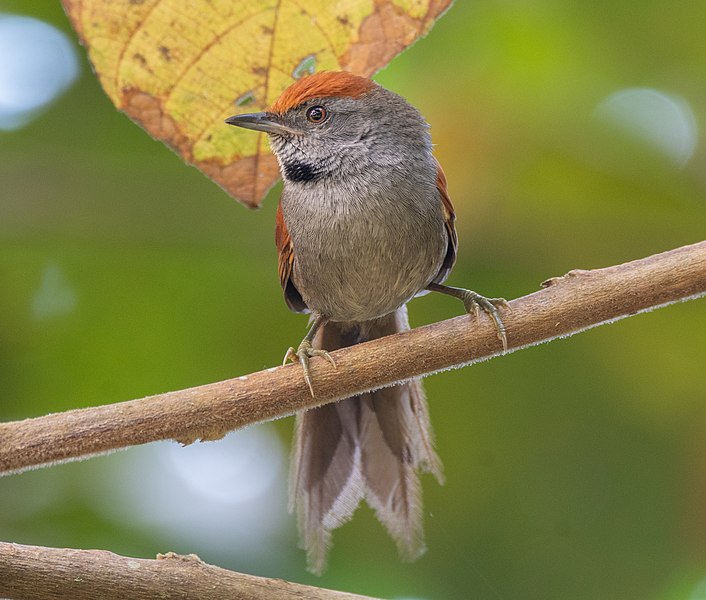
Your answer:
[283,313,337,397]
[427,282,509,351]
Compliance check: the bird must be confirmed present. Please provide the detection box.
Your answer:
[226,71,507,574]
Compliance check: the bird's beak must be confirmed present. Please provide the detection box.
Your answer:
[225,112,297,135]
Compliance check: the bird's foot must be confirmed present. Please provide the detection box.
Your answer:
[457,290,510,351]
[283,340,337,397]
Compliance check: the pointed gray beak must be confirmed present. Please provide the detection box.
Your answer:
[225,112,298,135]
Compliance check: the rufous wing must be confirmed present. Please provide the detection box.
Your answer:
[275,202,307,313]
[434,159,458,284]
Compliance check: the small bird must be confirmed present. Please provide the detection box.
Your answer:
[226,71,506,574]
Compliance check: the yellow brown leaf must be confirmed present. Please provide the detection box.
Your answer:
[62,0,453,208]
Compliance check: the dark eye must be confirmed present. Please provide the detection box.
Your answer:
[306,106,328,123]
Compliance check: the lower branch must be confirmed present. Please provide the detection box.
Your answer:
[0,541,380,600]
[1,240,705,476]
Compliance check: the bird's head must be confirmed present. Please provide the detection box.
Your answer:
[226,71,430,184]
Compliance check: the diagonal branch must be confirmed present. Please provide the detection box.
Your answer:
[0,541,381,600]
[1,241,705,477]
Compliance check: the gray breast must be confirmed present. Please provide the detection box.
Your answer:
[282,178,447,322]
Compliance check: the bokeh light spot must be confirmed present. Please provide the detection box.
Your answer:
[690,576,706,600]
[167,424,283,505]
[88,426,288,560]
[595,87,698,167]
[0,14,79,130]
[31,262,78,320]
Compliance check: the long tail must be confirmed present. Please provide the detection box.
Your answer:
[289,305,444,574]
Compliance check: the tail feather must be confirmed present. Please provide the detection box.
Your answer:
[289,306,443,574]
[360,389,424,562]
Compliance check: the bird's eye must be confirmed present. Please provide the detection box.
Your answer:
[306,106,328,123]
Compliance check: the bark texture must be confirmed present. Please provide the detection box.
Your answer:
[0,241,704,477]
[0,542,380,600]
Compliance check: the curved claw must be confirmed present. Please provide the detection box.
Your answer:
[283,346,297,366]
[463,293,509,352]
[283,340,337,397]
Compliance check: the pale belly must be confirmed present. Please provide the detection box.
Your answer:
[287,195,447,322]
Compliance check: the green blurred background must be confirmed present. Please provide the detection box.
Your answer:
[1,2,706,599]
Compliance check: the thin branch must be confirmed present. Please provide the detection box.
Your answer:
[1,241,705,476]
[0,541,381,600]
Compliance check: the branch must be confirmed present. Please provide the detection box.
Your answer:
[1,241,705,476]
[0,541,380,600]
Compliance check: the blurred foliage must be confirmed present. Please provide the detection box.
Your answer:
[1,2,706,599]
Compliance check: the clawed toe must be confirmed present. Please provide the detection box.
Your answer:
[461,292,509,352]
[427,283,510,351]
[283,346,297,366]
[283,340,337,397]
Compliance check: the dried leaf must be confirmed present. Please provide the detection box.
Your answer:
[62,0,453,208]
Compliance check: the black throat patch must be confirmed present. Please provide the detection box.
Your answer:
[282,160,320,183]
